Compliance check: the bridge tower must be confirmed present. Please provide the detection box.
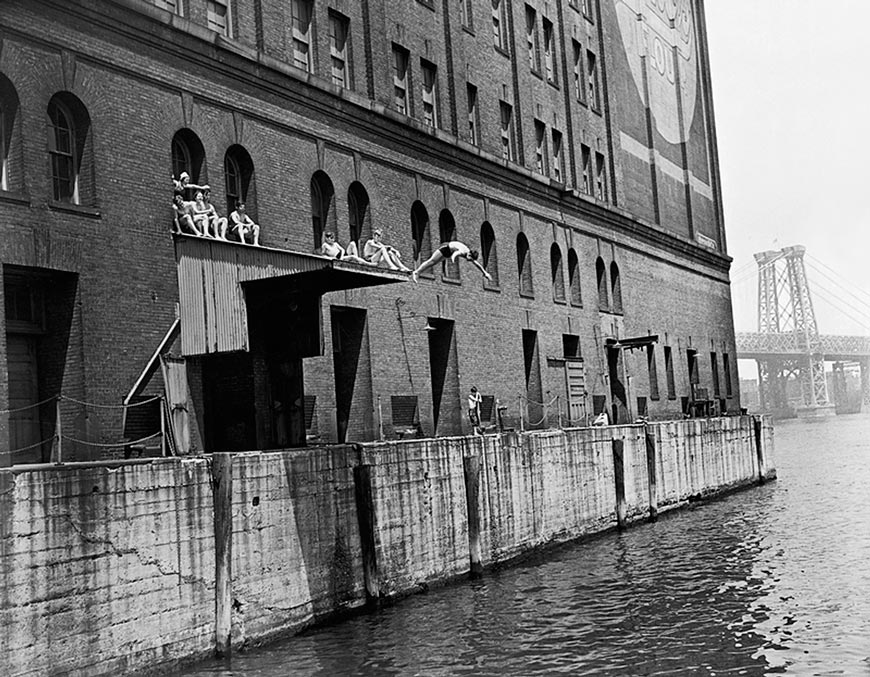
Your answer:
[755,245,830,414]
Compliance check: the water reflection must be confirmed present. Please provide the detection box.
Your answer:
[182,415,870,676]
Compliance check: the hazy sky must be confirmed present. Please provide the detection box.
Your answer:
[704,1,870,336]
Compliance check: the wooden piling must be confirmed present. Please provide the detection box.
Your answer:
[645,427,658,521]
[463,454,483,578]
[354,464,380,604]
[212,453,233,658]
[752,415,767,483]
[612,438,627,529]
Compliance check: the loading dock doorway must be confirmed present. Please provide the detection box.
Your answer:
[427,318,460,436]
[607,345,628,424]
[523,329,544,429]
[331,307,373,443]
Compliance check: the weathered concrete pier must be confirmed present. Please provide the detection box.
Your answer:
[0,415,773,676]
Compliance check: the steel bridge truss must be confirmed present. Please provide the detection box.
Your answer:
[751,246,830,411]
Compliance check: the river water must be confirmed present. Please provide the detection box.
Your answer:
[182,414,870,676]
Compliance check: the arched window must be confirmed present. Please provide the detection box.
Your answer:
[224,145,255,218]
[48,100,76,203]
[517,233,533,297]
[480,221,499,287]
[171,128,207,190]
[348,182,370,247]
[0,74,19,192]
[439,209,460,280]
[550,243,565,302]
[611,261,623,313]
[596,256,609,310]
[567,248,582,306]
[410,201,432,272]
[310,171,335,249]
[48,94,93,205]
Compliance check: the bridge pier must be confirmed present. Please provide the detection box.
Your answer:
[862,359,870,406]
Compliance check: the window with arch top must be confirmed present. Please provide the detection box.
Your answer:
[48,93,94,205]
[172,128,206,190]
[410,201,433,276]
[348,182,371,247]
[517,233,534,297]
[596,256,609,310]
[550,243,566,303]
[567,248,582,306]
[610,261,623,314]
[310,171,336,250]
[0,74,21,192]
[480,221,499,288]
[439,209,460,281]
[224,145,255,219]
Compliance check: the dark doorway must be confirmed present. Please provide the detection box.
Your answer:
[4,268,77,464]
[331,307,372,443]
[427,318,460,435]
[607,346,628,424]
[202,353,257,451]
[522,329,544,428]
[687,348,699,400]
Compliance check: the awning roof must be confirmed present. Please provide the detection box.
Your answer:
[175,236,406,356]
[605,334,659,350]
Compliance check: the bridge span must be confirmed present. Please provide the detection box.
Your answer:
[734,246,870,416]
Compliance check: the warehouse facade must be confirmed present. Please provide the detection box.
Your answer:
[0,0,737,463]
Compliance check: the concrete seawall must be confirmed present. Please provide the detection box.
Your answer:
[0,415,774,676]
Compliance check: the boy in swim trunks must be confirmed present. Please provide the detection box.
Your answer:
[411,240,492,283]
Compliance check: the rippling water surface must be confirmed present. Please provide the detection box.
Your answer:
[182,415,870,676]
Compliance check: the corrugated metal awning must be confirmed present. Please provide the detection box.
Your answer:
[174,236,406,356]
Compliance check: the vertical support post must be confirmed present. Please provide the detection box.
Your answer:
[557,395,563,429]
[354,463,380,604]
[212,452,233,657]
[621,348,633,423]
[377,395,384,441]
[54,397,62,464]
[612,437,627,529]
[752,415,767,484]
[160,397,167,457]
[645,424,658,521]
[463,454,483,578]
[519,395,525,432]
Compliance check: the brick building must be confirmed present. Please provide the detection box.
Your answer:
[0,0,738,464]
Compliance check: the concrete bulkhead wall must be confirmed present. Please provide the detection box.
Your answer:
[0,416,774,676]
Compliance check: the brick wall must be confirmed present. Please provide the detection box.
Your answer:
[0,0,734,461]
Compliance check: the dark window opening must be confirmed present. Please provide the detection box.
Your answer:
[311,170,336,251]
[439,209,460,280]
[550,243,565,302]
[596,257,608,310]
[664,345,676,399]
[567,248,582,306]
[647,345,660,400]
[517,233,534,297]
[348,181,371,247]
[480,221,499,288]
[224,144,256,220]
[410,201,433,276]
[610,261,622,313]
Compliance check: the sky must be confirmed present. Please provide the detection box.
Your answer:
[704,1,870,337]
